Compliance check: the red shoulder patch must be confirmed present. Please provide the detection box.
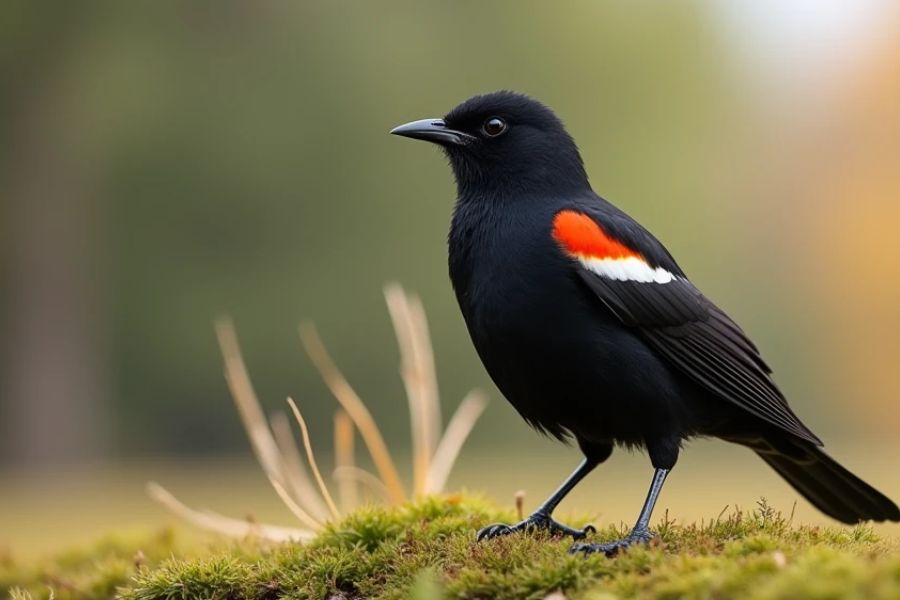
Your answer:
[552,210,641,260]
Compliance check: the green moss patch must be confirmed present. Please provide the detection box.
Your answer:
[4,496,899,599]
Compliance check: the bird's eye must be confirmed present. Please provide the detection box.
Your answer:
[482,117,508,137]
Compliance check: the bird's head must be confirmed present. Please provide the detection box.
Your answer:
[391,91,589,196]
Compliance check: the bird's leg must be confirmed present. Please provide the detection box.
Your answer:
[570,468,669,556]
[477,457,599,541]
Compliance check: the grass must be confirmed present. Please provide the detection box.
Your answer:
[6,287,896,598]
[151,285,487,543]
[4,495,900,600]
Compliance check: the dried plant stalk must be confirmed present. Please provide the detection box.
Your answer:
[334,409,358,511]
[425,390,488,494]
[405,292,442,460]
[270,480,324,531]
[217,320,328,523]
[147,482,314,542]
[515,490,526,521]
[287,397,341,520]
[216,318,286,488]
[333,466,392,501]
[153,285,487,544]
[384,284,442,496]
[270,411,331,522]
[299,322,406,504]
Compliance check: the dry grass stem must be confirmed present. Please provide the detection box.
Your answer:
[269,480,323,531]
[216,319,287,491]
[299,321,406,504]
[406,293,442,458]
[147,482,314,542]
[152,285,486,543]
[269,411,331,521]
[217,320,329,522]
[332,466,392,501]
[333,410,358,511]
[286,397,341,520]
[384,284,442,496]
[425,390,489,493]
[515,490,526,521]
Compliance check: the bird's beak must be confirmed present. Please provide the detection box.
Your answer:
[389,118,475,146]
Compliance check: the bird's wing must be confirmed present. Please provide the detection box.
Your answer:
[552,208,821,445]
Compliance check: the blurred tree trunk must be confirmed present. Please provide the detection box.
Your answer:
[1,5,107,467]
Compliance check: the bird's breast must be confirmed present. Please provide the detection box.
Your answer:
[449,204,572,333]
[448,203,603,385]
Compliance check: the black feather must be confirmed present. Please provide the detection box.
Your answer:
[570,210,821,445]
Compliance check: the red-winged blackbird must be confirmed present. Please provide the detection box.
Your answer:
[391,91,899,555]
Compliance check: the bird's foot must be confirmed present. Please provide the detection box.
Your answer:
[477,511,595,541]
[569,527,654,557]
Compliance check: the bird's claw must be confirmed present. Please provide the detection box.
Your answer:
[475,523,514,541]
[569,528,654,557]
[476,512,595,542]
[554,521,595,540]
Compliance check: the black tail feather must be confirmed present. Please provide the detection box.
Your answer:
[756,444,900,524]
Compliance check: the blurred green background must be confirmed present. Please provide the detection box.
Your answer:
[2,1,899,555]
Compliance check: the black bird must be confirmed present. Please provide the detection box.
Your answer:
[390,91,899,555]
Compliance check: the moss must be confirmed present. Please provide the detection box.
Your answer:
[1,529,183,600]
[3,497,899,600]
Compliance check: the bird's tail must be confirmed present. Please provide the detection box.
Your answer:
[755,443,900,524]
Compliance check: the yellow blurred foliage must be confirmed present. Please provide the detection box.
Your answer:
[805,17,900,430]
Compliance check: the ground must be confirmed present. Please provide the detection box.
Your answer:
[3,495,899,600]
